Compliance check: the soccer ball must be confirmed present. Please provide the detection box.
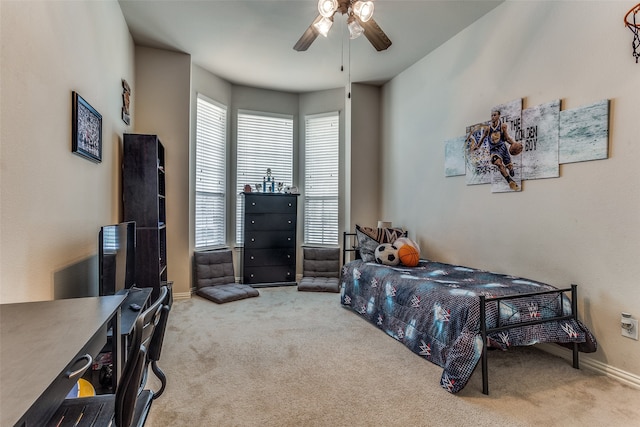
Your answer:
[375,244,400,266]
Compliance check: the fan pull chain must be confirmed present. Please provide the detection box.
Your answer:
[341,17,350,99]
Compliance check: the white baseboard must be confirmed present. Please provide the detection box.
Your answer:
[539,343,640,390]
[173,290,193,300]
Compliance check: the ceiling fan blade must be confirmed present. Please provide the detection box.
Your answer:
[294,15,322,51]
[360,18,392,51]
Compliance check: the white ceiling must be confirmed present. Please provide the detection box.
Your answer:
[118,0,503,93]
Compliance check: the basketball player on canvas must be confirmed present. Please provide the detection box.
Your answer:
[468,110,521,191]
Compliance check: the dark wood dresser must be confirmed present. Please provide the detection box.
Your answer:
[241,192,298,286]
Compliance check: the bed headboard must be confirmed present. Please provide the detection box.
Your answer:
[342,231,361,265]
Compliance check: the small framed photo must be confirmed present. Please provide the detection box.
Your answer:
[72,91,102,163]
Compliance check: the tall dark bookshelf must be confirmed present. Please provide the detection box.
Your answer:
[122,133,167,299]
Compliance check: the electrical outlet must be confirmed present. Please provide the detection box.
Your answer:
[621,318,639,340]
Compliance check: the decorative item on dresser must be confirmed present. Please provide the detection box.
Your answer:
[122,133,168,300]
[241,192,299,287]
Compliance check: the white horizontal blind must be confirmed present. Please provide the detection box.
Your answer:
[304,112,339,245]
[236,111,293,244]
[195,95,227,248]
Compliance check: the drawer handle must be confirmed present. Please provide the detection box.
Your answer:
[251,238,255,242]
[252,202,256,206]
[288,220,292,224]
[288,203,292,207]
[251,220,255,224]
[66,354,93,381]
[287,237,291,241]
[251,256,254,260]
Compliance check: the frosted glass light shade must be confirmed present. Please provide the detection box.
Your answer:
[348,17,364,39]
[314,16,334,37]
[318,0,338,18]
[353,1,374,22]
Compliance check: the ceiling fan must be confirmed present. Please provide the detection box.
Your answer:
[294,0,392,52]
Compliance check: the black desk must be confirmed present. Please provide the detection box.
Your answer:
[118,288,153,368]
[95,287,152,393]
[120,287,153,336]
[0,295,126,427]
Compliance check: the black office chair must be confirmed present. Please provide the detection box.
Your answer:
[141,284,172,399]
[46,286,168,427]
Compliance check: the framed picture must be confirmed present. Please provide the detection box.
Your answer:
[72,91,102,163]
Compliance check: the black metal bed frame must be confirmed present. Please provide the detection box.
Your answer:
[479,285,580,394]
[341,231,581,395]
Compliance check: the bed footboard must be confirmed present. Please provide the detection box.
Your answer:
[479,284,580,395]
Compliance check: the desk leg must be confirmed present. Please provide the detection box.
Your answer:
[112,308,122,389]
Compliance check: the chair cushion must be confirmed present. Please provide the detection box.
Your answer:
[194,250,235,289]
[302,247,340,278]
[298,276,340,293]
[196,284,259,304]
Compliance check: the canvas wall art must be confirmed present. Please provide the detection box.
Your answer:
[559,99,609,164]
[489,99,523,193]
[445,96,609,194]
[521,99,560,180]
[465,122,492,185]
[444,135,466,177]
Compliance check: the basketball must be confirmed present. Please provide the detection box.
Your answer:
[509,142,523,156]
[398,244,420,267]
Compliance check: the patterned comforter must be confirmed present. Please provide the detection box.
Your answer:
[340,259,597,393]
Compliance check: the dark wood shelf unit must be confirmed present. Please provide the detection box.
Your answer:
[123,133,168,300]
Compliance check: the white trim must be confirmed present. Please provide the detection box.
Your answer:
[196,92,227,111]
[173,290,193,300]
[237,108,293,120]
[538,343,640,390]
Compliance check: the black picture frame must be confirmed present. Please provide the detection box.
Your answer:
[72,91,102,163]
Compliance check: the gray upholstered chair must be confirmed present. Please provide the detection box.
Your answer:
[194,250,259,303]
[298,247,340,293]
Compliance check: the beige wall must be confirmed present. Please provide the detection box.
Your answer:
[0,0,135,303]
[133,47,192,299]
[350,84,381,231]
[381,1,640,380]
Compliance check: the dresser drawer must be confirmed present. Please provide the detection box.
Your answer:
[245,213,296,231]
[245,195,297,214]
[244,248,295,267]
[243,266,295,284]
[244,231,295,249]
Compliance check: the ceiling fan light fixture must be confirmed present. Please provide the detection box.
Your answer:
[318,0,338,18]
[314,16,334,37]
[347,15,365,39]
[352,1,374,22]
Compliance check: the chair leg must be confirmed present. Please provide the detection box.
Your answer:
[151,361,167,399]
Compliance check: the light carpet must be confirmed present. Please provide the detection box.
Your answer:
[144,286,640,426]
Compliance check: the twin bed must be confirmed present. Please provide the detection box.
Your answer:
[339,231,597,394]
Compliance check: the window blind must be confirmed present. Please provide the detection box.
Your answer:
[236,111,293,244]
[195,94,227,248]
[304,112,339,245]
